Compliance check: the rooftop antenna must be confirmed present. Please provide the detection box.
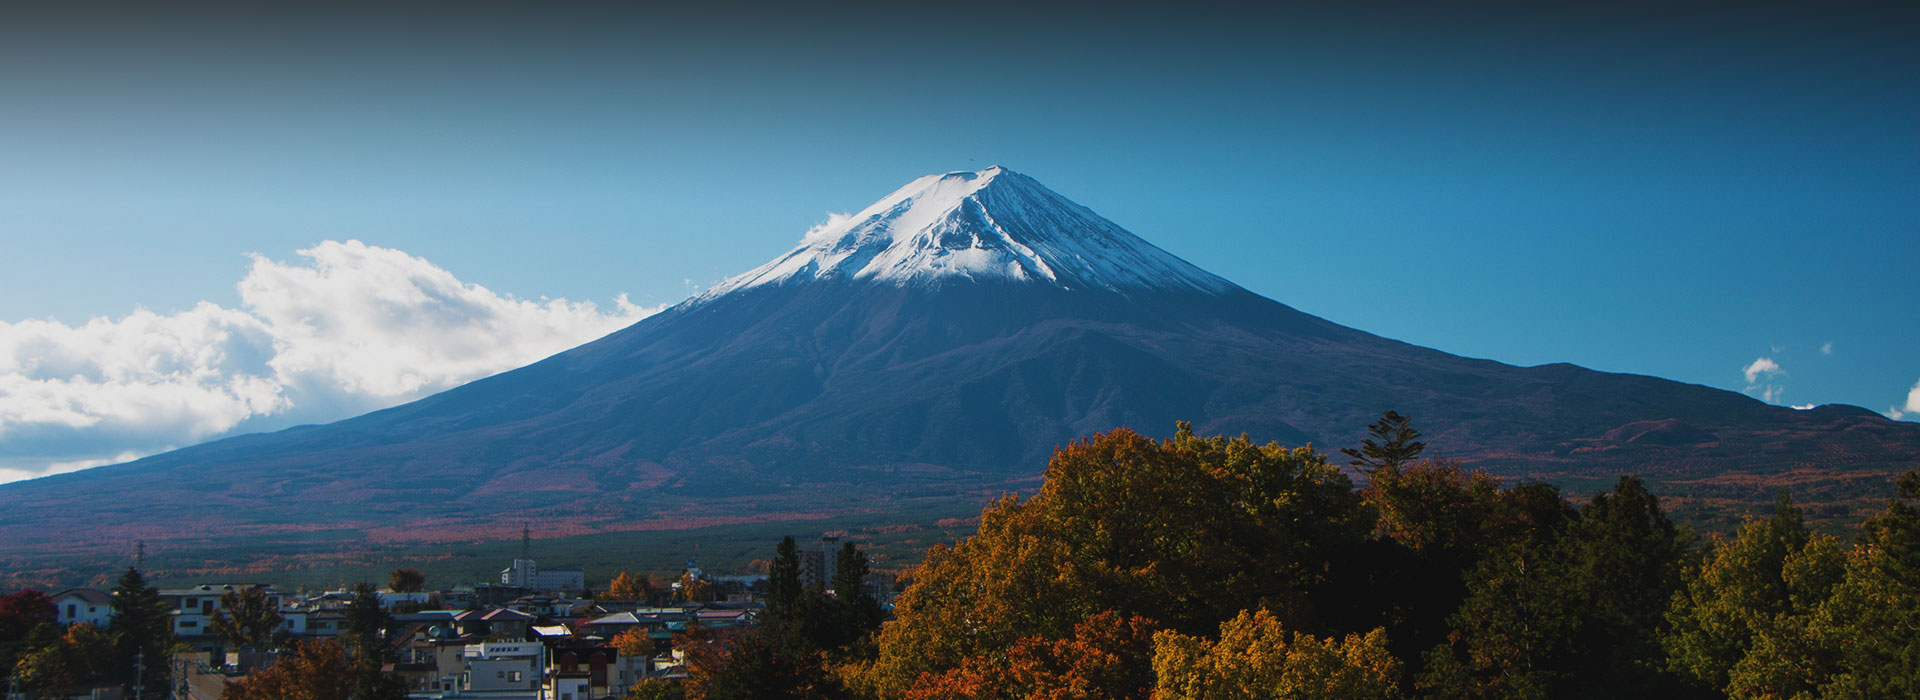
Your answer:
[134,540,146,572]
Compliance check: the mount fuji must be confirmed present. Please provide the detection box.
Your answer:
[3,167,1915,556]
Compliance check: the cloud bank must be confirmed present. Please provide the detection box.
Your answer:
[0,240,662,484]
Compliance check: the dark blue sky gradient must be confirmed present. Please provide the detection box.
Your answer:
[1,1,1915,414]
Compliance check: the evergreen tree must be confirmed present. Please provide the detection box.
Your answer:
[828,541,884,651]
[766,536,804,624]
[344,582,388,659]
[107,566,172,693]
[1342,410,1426,474]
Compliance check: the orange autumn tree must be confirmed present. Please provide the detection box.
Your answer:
[904,612,1158,700]
[867,425,1372,697]
[222,638,406,700]
[608,571,649,601]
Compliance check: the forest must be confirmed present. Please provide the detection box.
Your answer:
[653,415,1920,700]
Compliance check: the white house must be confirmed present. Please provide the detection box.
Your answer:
[50,588,113,628]
[463,641,542,692]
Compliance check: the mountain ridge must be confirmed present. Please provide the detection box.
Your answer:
[2,167,1915,558]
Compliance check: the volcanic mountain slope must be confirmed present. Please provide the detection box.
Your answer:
[2,167,1916,555]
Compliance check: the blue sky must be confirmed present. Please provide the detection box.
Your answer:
[0,2,1915,480]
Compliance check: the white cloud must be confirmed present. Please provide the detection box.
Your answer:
[1743,357,1784,384]
[1742,356,1788,405]
[1890,378,1920,421]
[0,240,664,484]
[800,212,855,242]
[1820,341,1834,356]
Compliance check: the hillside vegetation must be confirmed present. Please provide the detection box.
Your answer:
[676,419,1919,700]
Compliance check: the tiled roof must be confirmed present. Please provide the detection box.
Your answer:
[51,588,112,605]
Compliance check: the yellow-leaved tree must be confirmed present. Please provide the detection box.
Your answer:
[1153,609,1400,700]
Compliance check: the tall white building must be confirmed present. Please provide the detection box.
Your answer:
[499,525,585,591]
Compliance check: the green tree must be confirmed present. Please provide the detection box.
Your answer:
[344,582,389,660]
[1420,477,1690,698]
[1561,476,1691,695]
[388,567,425,593]
[1341,410,1425,474]
[1818,469,1920,695]
[624,678,687,700]
[210,586,283,654]
[107,567,173,692]
[828,542,884,652]
[1762,469,1920,697]
[15,623,114,700]
[766,536,804,623]
[1664,491,1818,693]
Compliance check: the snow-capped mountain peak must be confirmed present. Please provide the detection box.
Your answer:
[702,167,1234,297]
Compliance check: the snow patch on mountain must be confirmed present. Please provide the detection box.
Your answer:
[702,167,1234,297]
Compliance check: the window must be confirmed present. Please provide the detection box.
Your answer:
[66,604,75,618]
[508,671,522,682]
[180,620,197,629]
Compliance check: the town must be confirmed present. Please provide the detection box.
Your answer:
[2,531,895,700]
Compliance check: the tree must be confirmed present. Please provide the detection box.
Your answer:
[388,567,425,593]
[867,425,1369,697]
[15,623,114,700]
[108,567,173,692]
[210,586,283,654]
[609,571,646,601]
[906,611,1159,700]
[829,542,884,651]
[1720,469,1920,698]
[1154,609,1400,700]
[612,627,655,658]
[344,582,389,660]
[1341,410,1425,474]
[0,589,57,674]
[1420,476,1691,699]
[675,571,715,604]
[766,536,804,623]
[1664,490,1819,694]
[625,678,687,700]
[220,638,405,700]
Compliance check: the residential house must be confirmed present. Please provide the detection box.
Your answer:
[49,588,113,628]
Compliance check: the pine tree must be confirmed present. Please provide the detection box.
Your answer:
[1342,410,1426,474]
[829,542,884,650]
[107,566,172,692]
[767,536,804,624]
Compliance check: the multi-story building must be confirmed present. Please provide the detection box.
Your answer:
[462,641,542,692]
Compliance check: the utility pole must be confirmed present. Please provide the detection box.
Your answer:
[132,647,146,700]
